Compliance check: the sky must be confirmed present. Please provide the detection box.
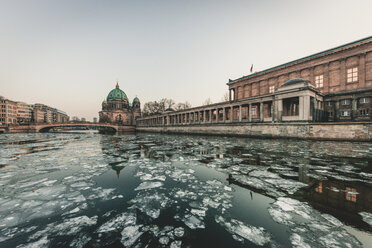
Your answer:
[1,0,371,120]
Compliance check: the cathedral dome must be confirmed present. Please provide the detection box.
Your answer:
[133,97,140,103]
[107,82,128,101]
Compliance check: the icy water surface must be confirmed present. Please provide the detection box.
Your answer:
[0,133,371,247]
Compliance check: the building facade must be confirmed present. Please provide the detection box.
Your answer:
[16,102,33,124]
[137,36,372,127]
[0,96,18,125]
[99,82,141,125]
[0,96,69,125]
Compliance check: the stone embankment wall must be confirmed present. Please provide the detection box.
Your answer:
[136,122,372,141]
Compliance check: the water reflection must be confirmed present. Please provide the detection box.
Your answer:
[0,133,371,247]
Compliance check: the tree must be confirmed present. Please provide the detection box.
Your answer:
[221,92,229,102]
[174,101,191,110]
[203,98,213,106]
[142,99,191,116]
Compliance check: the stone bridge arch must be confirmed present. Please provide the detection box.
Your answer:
[36,123,118,133]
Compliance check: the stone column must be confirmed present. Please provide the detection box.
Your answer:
[276,99,283,122]
[209,110,212,123]
[223,108,226,122]
[352,98,358,120]
[303,95,311,121]
[260,102,264,121]
[229,89,232,101]
[204,110,207,123]
[299,96,304,120]
[248,104,252,122]
[230,106,233,122]
[238,105,242,122]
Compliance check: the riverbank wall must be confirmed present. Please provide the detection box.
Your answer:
[136,122,372,141]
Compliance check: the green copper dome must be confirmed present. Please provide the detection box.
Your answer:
[107,82,128,101]
[133,97,140,103]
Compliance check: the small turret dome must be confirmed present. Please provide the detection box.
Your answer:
[107,82,128,101]
[133,97,140,103]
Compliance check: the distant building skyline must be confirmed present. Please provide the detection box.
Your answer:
[1,0,372,119]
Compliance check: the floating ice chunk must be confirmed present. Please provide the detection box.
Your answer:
[170,240,182,248]
[87,187,116,200]
[121,225,143,247]
[321,214,343,227]
[18,185,66,201]
[267,207,293,225]
[271,197,312,220]
[53,215,98,236]
[183,215,205,229]
[318,230,362,248]
[224,186,232,191]
[191,209,206,217]
[290,233,311,248]
[202,197,220,209]
[135,181,163,191]
[159,236,169,245]
[140,174,166,181]
[173,227,184,238]
[359,212,372,227]
[215,216,271,246]
[17,236,49,248]
[97,212,136,233]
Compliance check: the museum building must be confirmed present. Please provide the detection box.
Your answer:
[137,36,372,126]
[99,82,141,125]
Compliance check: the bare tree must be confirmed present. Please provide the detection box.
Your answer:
[142,98,181,116]
[203,98,213,106]
[221,92,229,102]
[174,101,191,111]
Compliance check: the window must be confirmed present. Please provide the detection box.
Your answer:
[347,67,358,83]
[359,97,369,104]
[269,86,275,93]
[360,109,369,116]
[315,182,323,193]
[325,101,332,106]
[328,111,333,118]
[345,187,357,202]
[341,99,350,105]
[251,107,256,116]
[341,111,350,117]
[315,75,323,88]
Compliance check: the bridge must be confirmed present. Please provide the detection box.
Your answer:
[0,122,135,134]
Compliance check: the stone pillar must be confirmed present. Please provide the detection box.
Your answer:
[359,53,366,88]
[303,95,311,121]
[223,108,226,122]
[204,110,207,123]
[276,99,283,122]
[299,96,304,120]
[260,102,264,121]
[238,105,242,122]
[230,106,233,122]
[229,89,232,101]
[352,98,358,120]
[209,110,212,123]
[340,59,346,91]
[248,104,252,122]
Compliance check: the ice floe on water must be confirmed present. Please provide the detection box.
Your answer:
[0,133,371,247]
[359,212,372,227]
[268,197,362,248]
[215,216,271,246]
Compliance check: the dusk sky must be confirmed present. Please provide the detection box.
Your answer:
[1,0,371,120]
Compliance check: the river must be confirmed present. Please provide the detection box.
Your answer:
[0,132,371,247]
